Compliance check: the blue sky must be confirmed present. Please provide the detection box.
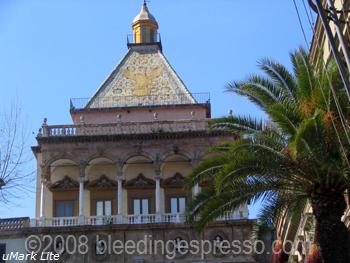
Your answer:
[0,0,313,218]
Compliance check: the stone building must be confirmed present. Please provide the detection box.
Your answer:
[25,3,258,263]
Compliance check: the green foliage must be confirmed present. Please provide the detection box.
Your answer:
[186,48,350,234]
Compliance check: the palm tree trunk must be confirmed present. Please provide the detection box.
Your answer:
[311,191,350,263]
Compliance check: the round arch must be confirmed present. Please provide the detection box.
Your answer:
[122,154,155,181]
[86,157,117,181]
[49,159,79,183]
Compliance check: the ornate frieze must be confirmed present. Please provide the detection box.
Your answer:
[49,176,79,191]
[162,173,185,188]
[86,175,117,190]
[125,173,155,189]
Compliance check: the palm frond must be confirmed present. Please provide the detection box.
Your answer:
[259,58,297,101]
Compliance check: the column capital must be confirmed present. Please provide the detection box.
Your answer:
[116,175,125,181]
[40,164,51,181]
[79,160,88,168]
[155,168,162,180]
[79,176,87,183]
[191,150,201,166]
[155,174,162,180]
[154,158,162,176]
[116,157,124,167]
[191,158,201,167]
[79,161,87,178]
[40,177,49,186]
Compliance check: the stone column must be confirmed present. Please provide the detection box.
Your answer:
[40,179,45,218]
[79,178,84,216]
[191,159,201,198]
[117,175,123,224]
[155,170,162,222]
[39,165,50,226]
[78,164,86,225]
[39,179,46,227]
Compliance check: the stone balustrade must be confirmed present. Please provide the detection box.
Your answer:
[39,120,209,137]
[29,212,246,227]
[30,217,79,227]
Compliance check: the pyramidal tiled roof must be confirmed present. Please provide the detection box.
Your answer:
[87,45,195,109]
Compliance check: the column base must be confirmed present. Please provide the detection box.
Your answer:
[78,215,85,225]
[155,213,162,223]
[39,217,46,227]
[117,214,123,224]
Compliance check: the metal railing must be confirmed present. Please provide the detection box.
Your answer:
[127,33,162,45]
[70,93,210,110]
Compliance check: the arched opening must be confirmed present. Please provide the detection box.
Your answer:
[123,155,155,216]
[86,157,117,217]
[161,154,191,215]
[48,159,79,218]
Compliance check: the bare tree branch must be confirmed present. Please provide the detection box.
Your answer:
[0,101,34,205]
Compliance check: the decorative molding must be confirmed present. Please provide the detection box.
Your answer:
[49,176,79,191]
[87,175,117,190]
[37,130,236,144]
[162,173,184,188]
[125,173,155,189]
[86,44,194,108]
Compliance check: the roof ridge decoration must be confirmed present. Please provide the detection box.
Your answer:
[86,45,196,109]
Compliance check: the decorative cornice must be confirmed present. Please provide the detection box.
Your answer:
[87,175,117,190]
[125,173,155,189]
[49,176,79,191]
[70,103,209,113]
[162,173,185,188]
[35,130,236,145]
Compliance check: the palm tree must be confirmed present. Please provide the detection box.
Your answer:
[186,48,350,263]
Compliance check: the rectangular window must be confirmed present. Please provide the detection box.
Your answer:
[170,198,177,214]
[179,197,186,213]
[142,27,147,43]
[133,198,149,215]
[150,28,155,42]
[170,197,187,213]
[55,201,74,217]
[96,200,112,216]
[133,199,140,215]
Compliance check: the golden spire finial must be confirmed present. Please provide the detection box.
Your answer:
[132,1,158,44]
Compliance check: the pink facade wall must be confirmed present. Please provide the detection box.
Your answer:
[71,105,209,125]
